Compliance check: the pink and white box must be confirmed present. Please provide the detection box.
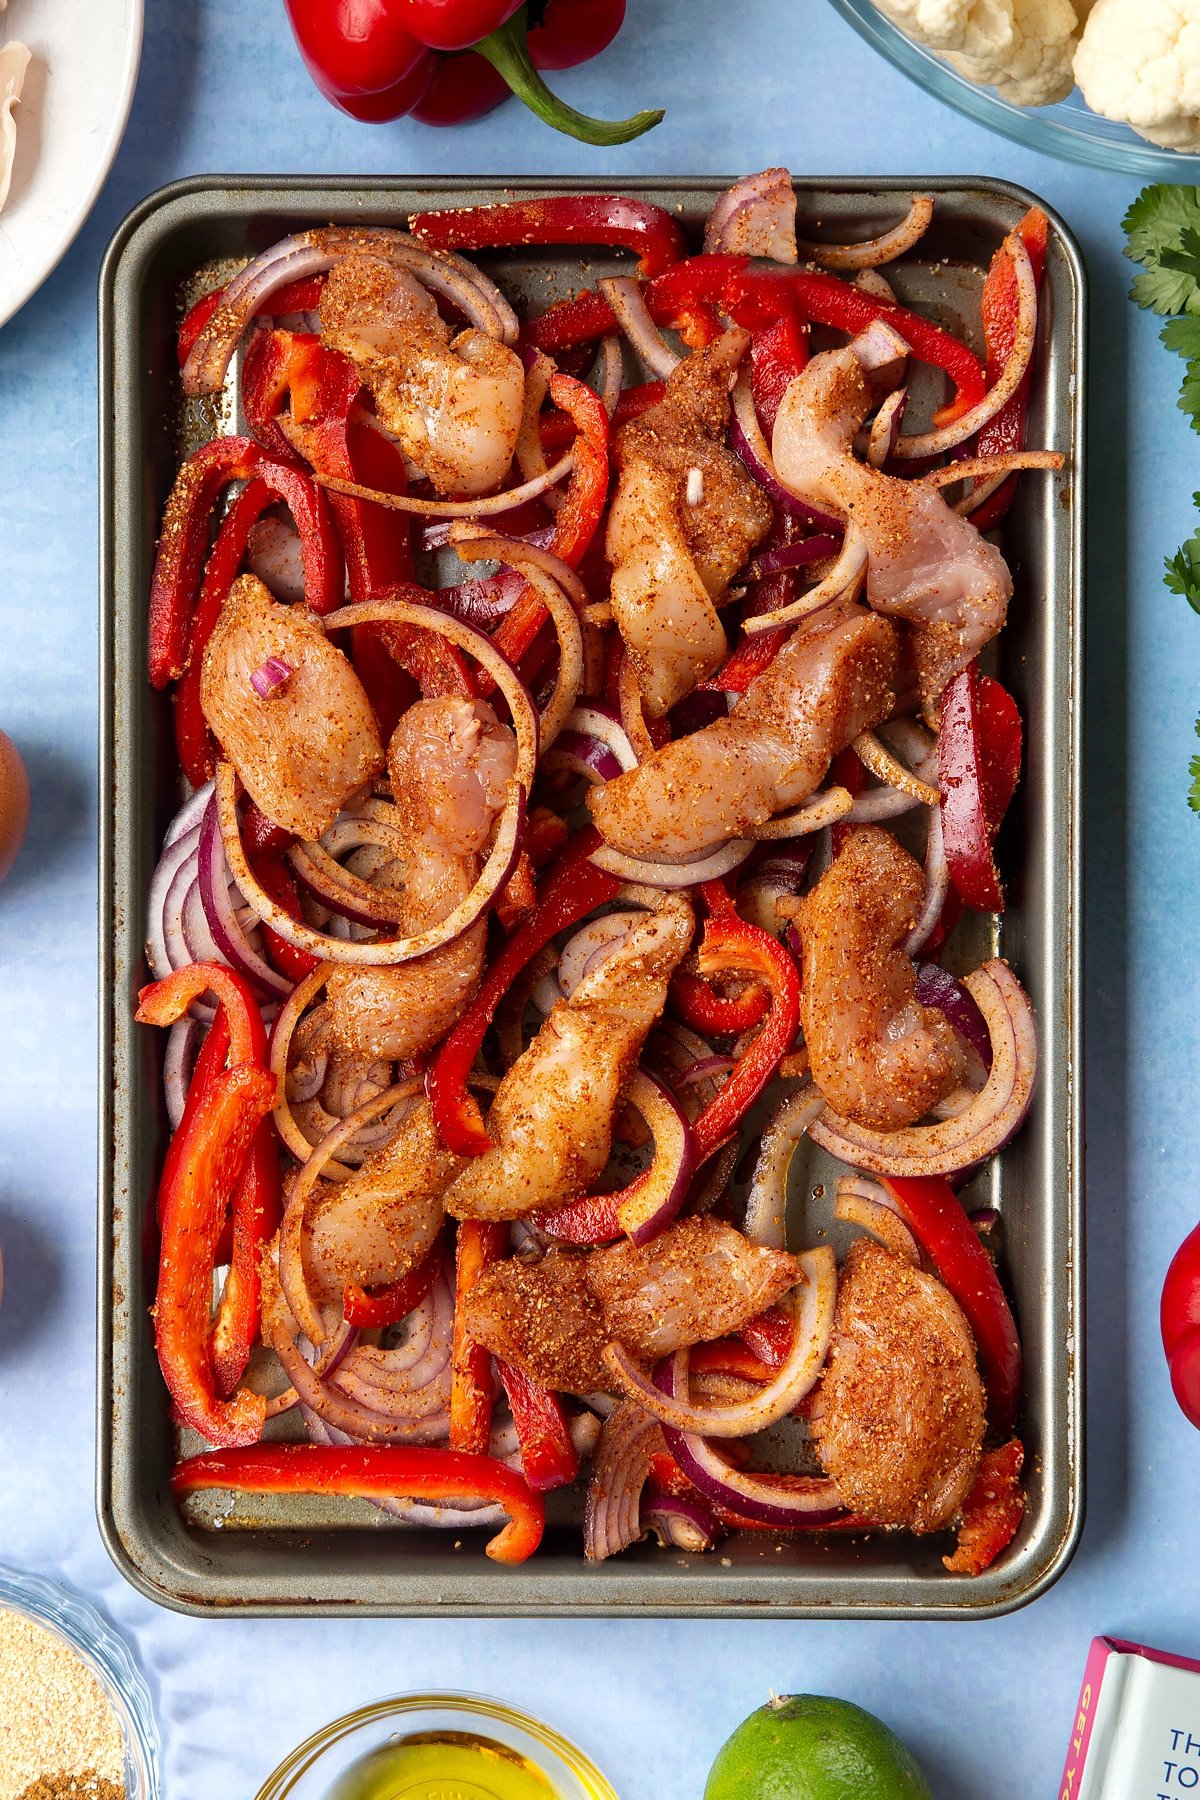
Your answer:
[1061,1638,1200,1799]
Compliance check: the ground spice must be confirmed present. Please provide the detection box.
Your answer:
[0,1610,125,1800]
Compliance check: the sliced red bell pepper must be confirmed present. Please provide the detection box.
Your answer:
[428,827,622,1155]
[343,1234,444,1330]
[241,327,361,462]
[246,851,321,983]
[689,1338,780,1383]
[411,194,686,278]
[155,1009,233,1232]
[879,1174,1022,1435]
[491,373,610,668]
[938,663,1022,914]
[943,1438,1025,1575]
[450,1220,508,1452]
[526,288,623,355]
[138,963,267,1064]
[172,1443,545,1563]
[970,208,1049,533]
[669,966,768,1036]
[750,311,811,438]
[688,901,801,1164]
[497,1360,580,1492]
[177,275,329,370]
[149,438,265,689]
[738,1305,793,1370]
[209,1122,283,1398]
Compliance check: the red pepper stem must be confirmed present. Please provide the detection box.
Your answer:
[474,5,662,144]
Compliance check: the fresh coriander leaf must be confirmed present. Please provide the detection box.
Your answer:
[1190,717,1200,815]
[1161,316,1200,359]
[1130,266,1200,316]
[1123,186,1200,313]
[1180,365,1200,433]
[1165,532,1200,612]
[1157,225,1200,282]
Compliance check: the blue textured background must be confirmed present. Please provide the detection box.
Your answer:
[0,2,1194,1793]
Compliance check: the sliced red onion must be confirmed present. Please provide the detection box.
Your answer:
[614,1069,696,1246]
[250,655,296,699]
[163,1016,201,1130]
[247,517,308,606]
[543,730,626,787]
[844,784,922,824]
[750,787,854,841]
[597,334,625,417]
[742,524,867,635]
[893,230,1037,460]
[705,168,798,263]
[198,799,291,999]
[182,226,518,395]
[866,386,908,469]
[163,779,216,850]
[852,729,940,806]
[833,1175,921,1265]
[905,806,949,957]
[664,1426,844,1530]
[607,1250,835,1437]
[915,961,993,1070]
[921,449,1065,516]
[146,824,202,979]
[809,959,1037,1177]
[747,534,842,582]
[451,536,585,751]
[849,319,909,398]
[796,193,934,271]
[563,705,638,772]
[589,838,753,889]
[558,912,643,997]
[744,1085,827,1248]
[583,1402,663,1562]
[288,841,406,929]
[322,451,575,520]
[643,1487,724,1552]
[599,275,681,378]
[675,1055,735,1090]
[729,376,843,532]
[854,269,897,303]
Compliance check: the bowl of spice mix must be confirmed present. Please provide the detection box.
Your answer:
[0,1566,159,1800]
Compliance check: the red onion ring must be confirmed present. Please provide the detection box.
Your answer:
[744,1084,827,1248]
[320,452,575,519]
[705,168,798,262]
[905,806,949,958]
[747,533,842,582]
[643,1487,724,1552]
[867,386,908,469]
[162,1016,201,1131]
[557,911,643,996]
[741,524,867,634]
[163,779,216,850]
[450,536,585,750]
[599,275,680,378]
[589,837,754,889]
[833,1175,921,1264]
[198,798,291,999]
[729,375,843,533]
[915,961,993,1070]
[583,1402,663,1562]
[796,194,934,271]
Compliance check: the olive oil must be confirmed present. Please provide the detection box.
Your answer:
[326,1730,560,1800]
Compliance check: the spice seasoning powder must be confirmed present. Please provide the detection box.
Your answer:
[0,1608,125,1800]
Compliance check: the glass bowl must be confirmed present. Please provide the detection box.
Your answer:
[826,0,1200,177]
[254,1692,619,1800]
[0,1564,161,1799]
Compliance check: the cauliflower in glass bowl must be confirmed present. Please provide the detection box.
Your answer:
[827,0,1200,173]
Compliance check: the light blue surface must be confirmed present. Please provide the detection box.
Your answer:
[0,2,1194,1794]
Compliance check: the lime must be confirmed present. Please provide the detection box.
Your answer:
[703,1694,934,1800]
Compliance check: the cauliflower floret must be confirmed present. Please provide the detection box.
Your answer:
[873,0,1014,55]
[946,0,1080,103]
[1075,0,1200,149]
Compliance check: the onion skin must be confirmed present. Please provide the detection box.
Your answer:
[0,730,29,884]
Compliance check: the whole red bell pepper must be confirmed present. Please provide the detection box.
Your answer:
[173,1443,545,1563]
[938,664,1023,914]
[970,207,1049,533]
[943,1438,1025,1574]
[343,1234,444,1330]
[428,827,622,1155]
[284,0,660,142]
[1162,1220,1200,1430]
[411,193,686,279]
[497,1361,580,1491]
[450,1220,508,1452]
[879,1175,1022,1435]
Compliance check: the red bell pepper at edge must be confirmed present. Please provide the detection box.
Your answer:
[879,1175,1022,1435]
[176,274,328,371]
[343,1234,444,1330]
[428,827,622,1156]
[137,964,278,1446]
[173,1444,545,1563]
[938,663,1023,914]
[970,207,1049,533]
[497,1361,580,1491]
[1162,1220,1200,1429]
[943,1438,1025,1575]
[450,1220,508,1451]
[413,3,628,125]
[412,193,687,280]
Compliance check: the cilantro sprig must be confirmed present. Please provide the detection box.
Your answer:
[1191,717,1200,816]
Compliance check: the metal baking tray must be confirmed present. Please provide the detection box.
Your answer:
[98,175,1085,1618]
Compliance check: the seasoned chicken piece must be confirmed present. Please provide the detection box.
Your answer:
[791,825,960,1131]
[586,1217,800,1360]
[200,575,384,840]
[463,1250,609,1394]
[590,608,899,862]
[321,254,524,497]
[443,902,694,1221]
[607,332,772,715]
[303,1099,461,1304]
[325,699,517,1062]
[811,1239,985,1533]
[772,347,1013,715]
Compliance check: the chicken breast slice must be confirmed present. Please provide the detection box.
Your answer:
[201,575,384,840]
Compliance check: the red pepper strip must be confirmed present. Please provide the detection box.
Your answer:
[1162,1220,1200,1429]
[156,1009,233,1232]
[210,1122,283,1398]
[247,852,320,983]
[170,458,344,786]
[137,963,267,1064]
[151,1062,275,1445]
[177,275,328,369]
[172,1444,545,1563]
[938,663,1022,913]
[739,1305,793,1370]
[749,312,811,438]
[689,912,801,1164]
[525,288,620,355]
[149,438,265,689]
[491,374,610,668]
[524,805,570,869]
[970,208,1049,533]
[497,1361,580,1492]
[943,1438,1025,1574]
[704,583,790,696]
[451,1221,508,1452]
[411,194,687,279]
[428,827,622,1155]
[344,1234,444,1331]
[689,1339,779,1383]
[669,968,768,1036]
[829,746,867,855]
[243,802,293,857]
[879,1175,1022,1435]
[241,328,360,463]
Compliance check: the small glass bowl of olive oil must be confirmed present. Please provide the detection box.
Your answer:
[254,1693,618,1800]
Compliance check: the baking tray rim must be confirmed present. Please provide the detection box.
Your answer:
[97,171,1086,1618]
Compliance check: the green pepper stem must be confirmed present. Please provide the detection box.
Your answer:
[475,6,663,146]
